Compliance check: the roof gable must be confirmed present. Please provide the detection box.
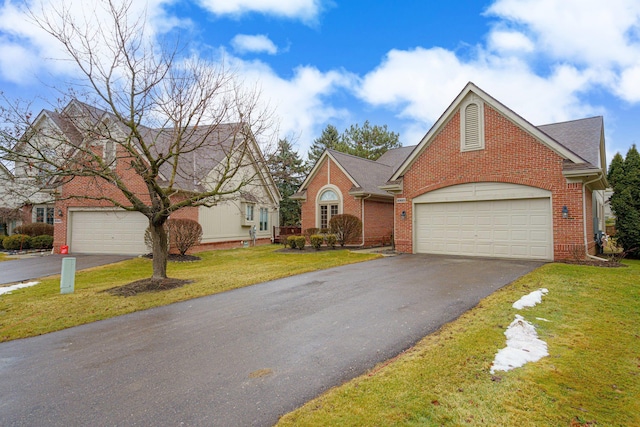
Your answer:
[297,146,414,198]
[391,82,591,181]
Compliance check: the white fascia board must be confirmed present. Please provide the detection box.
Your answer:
[296,150,359,192]
[390,82,585,181]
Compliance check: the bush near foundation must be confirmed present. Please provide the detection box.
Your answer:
[167,219,202,255]
[294,236,306,250]
[31,235,54,249]
[3,234,31,250]
[325,234,337,249]
[286,235,297,249]
[310,234,324,250]
[329,214,362,247]
[14,223,54,236]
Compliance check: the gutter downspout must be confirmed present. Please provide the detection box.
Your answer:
[582,173,606,261]
[358,194,372,247]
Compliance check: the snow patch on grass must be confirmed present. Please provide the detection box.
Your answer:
[0,281,39,296]
[490,314,549,374]
[512,288,548,309]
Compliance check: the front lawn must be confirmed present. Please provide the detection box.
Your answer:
[0,245,379,342]
[278,260,640,427]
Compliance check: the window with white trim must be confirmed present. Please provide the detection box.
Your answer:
[245,204,254,222]
[460,97,485,152]
[318,189,341,229]
[35,206,54,225]
[259,208,269,231]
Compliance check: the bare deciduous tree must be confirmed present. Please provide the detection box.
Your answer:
[0,0,276,282]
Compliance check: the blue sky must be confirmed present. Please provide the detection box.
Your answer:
[1,0,640,164]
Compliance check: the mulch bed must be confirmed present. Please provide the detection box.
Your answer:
[558,259,627,268]
[142,253,201,262]
[104,277,194,297]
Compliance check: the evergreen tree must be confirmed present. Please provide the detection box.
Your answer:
[267,139,306,226]
[341,120,401,160]
[608,145,640,256]
[307,124,342,166]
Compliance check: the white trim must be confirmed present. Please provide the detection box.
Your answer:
[390,82,585,181]
[413,182,551,204]
[460,95,485,152]
[315,184,343,229]
[296,150,359,193]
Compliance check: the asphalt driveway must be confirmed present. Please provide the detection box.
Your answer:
[0,254,543,426]
[0,254,133,285]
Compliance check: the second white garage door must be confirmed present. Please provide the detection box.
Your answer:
[415,197,552,260]
[69,210,149,255]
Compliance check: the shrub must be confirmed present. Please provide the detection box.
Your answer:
[0,235,4,248]
[286,235,297,249]
[167,218,202,255]
[294,235,306,250]
[3,234,31,250]
[31,235,54,249]
[325,233,337,249]
[310,234,324,250]
[305,228,320,240]
[329,214,362,247]
[14,223,54,237]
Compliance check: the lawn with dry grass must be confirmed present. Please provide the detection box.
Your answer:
[277,260,640,427]
[0,245,379,342]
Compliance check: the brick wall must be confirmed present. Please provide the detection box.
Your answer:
[395,104,588,260]
[53,145,200,253]
[363,199,394,246]
[300,156,361,235]
[300,156,394,246]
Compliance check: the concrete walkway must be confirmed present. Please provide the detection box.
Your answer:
[0,254,543,426]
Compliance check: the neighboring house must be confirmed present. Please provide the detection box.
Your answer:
[292,146,414,246]
[0,159,53,235]
[18,100,280,255]
[384,82,608,261]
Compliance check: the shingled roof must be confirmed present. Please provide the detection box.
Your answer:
[537,116,604,169]
[294,146,415,200]
[36,100,257,194]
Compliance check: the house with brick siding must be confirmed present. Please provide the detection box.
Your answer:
[292,146,414,246]
[384,82,608,261]
[16,100,280,255]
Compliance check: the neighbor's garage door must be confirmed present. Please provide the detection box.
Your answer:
[414,183,552,260]
[70,210,148,255]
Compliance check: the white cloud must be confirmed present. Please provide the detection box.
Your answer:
[486,0,640,67]
[196,0,322,22]
[488,30,534,54]
[357,46,600,130]
[0,0,184,84]
[227,55,355,153]
[617,65,640,102]
[231,34,278,55]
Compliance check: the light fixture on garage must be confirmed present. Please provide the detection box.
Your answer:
[562,206,568,219]
[401,210,406,220]
[57,209,63,217]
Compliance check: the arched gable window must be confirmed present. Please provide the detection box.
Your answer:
[317,188,341,229]
[460,96,485,152]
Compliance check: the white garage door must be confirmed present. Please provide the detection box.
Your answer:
[70,210,148,255]
[414,183,552,260]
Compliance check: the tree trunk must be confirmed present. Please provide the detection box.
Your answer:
[149,221,168,280]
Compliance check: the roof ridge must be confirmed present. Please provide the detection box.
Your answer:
[537,116,603,128]
[327,149,390,166]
